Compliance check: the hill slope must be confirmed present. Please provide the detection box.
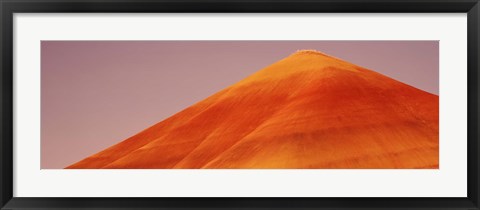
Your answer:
[67,50,439,169]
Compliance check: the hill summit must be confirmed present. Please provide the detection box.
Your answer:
[67,50,439,169]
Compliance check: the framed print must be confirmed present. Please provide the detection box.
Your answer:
[1,0,479,209]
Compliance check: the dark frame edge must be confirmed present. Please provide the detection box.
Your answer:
[468,1,480,209]
[0,0,14,209]
[0,0,479,13]
[1,197,479,210]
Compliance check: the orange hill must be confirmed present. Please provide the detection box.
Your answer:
[67,50,439,169]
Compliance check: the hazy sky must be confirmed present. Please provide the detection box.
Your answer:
[41,41,439,169]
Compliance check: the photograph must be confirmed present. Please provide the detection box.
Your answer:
[3,1,477,209]
[41,41,439,169]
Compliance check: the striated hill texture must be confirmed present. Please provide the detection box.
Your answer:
[67,50,439,169]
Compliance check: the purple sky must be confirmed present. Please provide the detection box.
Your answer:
[41,41,439,169]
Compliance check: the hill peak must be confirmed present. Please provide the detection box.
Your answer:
[67,50,439,169]
[289,49,348,65]
[292,49,329,56]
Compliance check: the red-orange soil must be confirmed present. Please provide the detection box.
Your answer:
[67,50,439,169]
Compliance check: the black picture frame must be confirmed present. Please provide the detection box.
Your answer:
[1,0,479,209]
